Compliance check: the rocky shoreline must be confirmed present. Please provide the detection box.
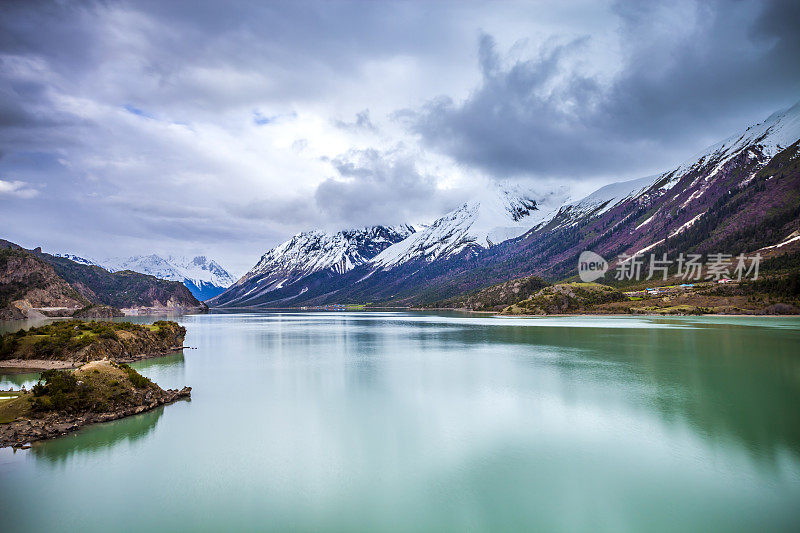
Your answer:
[1,385,191,448]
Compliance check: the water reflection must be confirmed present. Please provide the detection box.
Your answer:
[0,313,188,335]
[0,318,55,335]
[0,369,40,390]
[423,316,800,464]
[235,312,800,467]
[29,407,165,464]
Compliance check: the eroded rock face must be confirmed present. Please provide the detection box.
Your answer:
[0,248,86,319]
[78,322,186,363]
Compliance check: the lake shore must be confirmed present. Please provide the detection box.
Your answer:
[0,346,187,372]
[0,360,191,448]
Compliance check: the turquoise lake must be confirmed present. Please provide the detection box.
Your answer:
[1,312,799,532]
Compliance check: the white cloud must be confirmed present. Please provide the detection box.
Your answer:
[0,179,38,199]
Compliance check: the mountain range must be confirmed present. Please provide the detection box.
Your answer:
[208,182,570,307]
[209,100,800,308]
[54,254,235,301]
[207,225,414,307]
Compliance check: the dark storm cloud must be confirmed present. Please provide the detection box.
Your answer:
[0,0,465,117]
[408,0,800,179]
[225,196,319,227]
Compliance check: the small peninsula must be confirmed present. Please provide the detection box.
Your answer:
[0,360,190,448]
[0,319,187,371]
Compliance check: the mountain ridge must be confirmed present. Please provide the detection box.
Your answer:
[371,185,568,268]
[55,253,236,301]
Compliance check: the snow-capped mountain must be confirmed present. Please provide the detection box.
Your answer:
[540,100,800,233]
[490,98,800,279]
[371,184,568,268]
[103,254,235,300]
[208,225,415,307]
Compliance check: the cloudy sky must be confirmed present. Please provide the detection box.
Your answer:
[1,0,798,274]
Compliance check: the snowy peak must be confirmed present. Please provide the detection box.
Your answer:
[242,225,415,283]
[371,185,568,268]
[106,254,179,280]
[496,183,538,221]
[162,255,236,289]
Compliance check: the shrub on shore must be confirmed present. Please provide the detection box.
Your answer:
[29,363,155,414]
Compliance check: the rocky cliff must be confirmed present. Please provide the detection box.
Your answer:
[0,245,88,319]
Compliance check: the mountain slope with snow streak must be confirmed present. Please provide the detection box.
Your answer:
[541,101,800,233]
[478,99,800,282]
[665,100,800,189]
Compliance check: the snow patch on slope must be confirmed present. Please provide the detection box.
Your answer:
[549,101,800,232]
[551,175,654,229]
[53,253,101,266]
[663,100,800,191]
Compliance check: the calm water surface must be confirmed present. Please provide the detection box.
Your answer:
[1,312,799,532]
